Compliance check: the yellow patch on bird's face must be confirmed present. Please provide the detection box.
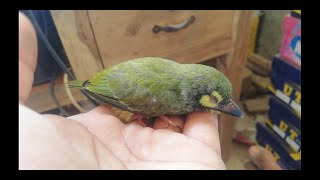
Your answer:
[211,91,223,103]
[200,95,217,108]
[200,91,223,108]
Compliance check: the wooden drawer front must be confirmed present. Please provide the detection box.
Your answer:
[88,10,234,67]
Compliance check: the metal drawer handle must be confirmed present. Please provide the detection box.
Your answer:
[152,15,196,33]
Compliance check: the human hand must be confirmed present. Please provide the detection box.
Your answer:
[245,145,282,170]
[20,104,225,170]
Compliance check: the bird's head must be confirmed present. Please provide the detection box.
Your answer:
[198,72,243,118]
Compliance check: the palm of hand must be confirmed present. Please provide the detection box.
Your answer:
[19,105,225,170]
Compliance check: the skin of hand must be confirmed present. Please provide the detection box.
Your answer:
[247,145,282,170]
[18,11,226,170]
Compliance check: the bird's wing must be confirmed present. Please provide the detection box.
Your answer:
[85,58,181,116]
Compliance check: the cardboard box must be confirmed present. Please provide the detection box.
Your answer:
[266,95,301,152]
[269,55,301,115]
[256,122,301,170]
[280,14,301,67]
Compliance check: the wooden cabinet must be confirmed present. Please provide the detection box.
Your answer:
[88,10,233,67]
[50,10,253,161]
[50,10,239,80]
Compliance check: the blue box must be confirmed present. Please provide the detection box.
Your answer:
[269,55,301,115]
[256,122,301,170]
[269,95,301,129]
[266,96,301,152]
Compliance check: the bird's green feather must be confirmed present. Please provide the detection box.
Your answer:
[68,57,233,117]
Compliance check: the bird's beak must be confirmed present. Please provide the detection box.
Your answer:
[213,99,243,118]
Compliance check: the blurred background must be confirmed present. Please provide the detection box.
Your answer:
[20,10,301,170]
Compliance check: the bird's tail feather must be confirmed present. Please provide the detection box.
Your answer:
[66,80,84,89]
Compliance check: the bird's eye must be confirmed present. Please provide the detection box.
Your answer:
[211,91,223,103]
[211,96,218,104]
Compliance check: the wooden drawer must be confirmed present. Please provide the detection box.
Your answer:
[88,10,234,67]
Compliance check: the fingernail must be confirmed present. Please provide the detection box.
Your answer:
[249,146,261,158]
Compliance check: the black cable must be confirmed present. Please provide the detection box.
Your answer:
[40,10,48,37]
[28,10,75,80]
[27,10,100,107]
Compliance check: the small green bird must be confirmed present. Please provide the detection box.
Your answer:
[68,57,243,126]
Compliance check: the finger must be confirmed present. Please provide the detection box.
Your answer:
[127,118,153,127]
[68,105,115,120]
[67,105,125,145]
[68,105,123,131]
[182,111,221,155]
[248,145,282,170]
[19,12,38,104]
[68,107,125,139]
[86,105,116,116]
[123,124,226,168]
[127,119,145,126]
[153,116,185,133]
